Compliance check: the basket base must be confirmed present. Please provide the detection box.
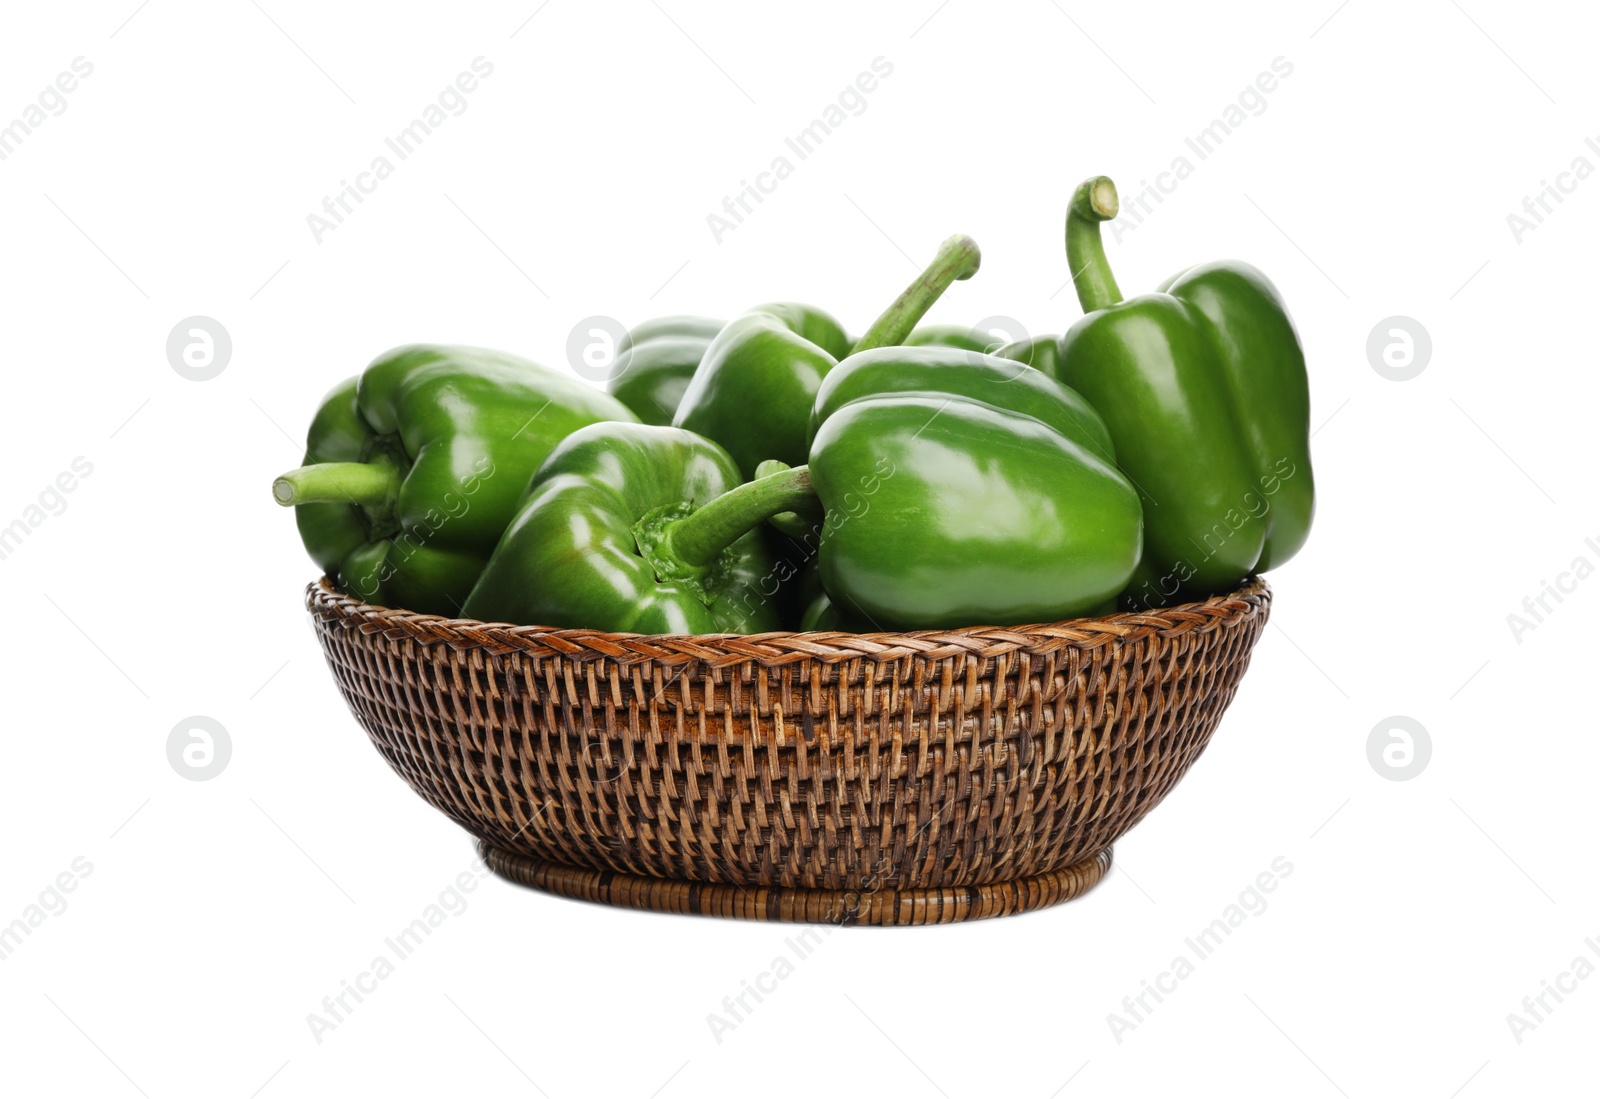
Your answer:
[477,841,1113,926]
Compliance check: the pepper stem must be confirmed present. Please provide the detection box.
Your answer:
[1066,176,1124,312]
[272,462,400,508]
[852,234,981,353]
[755,459,824,538]
[657,464,817,568]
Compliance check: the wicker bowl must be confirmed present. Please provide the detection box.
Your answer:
[308,576,1270,926]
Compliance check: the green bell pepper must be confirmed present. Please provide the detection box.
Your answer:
[272,344,636,616]
[805,351,1141,628]
[753,346,1127,630]
[461,422,794,633]
[673,234,982,478]
[605,315,723,426]
[1058,176,1314,605]
[726,351,1142,629]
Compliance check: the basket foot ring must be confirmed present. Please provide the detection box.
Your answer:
[477,841,1113,926]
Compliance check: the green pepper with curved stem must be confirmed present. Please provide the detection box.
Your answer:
[1058,175,1314,605]
[672,234,981,478]
[734,377,1141,629]
[272,344,636,615]
[606,316,723,426]
[461,423,801,633]
[805,390,1141,628]
[764,339,1126,633]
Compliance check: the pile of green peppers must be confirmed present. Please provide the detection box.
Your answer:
[275,175,1313,632]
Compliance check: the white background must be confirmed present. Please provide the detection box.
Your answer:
[1,1,1594,1095]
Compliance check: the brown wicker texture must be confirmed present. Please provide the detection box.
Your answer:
[308,576,1271,925]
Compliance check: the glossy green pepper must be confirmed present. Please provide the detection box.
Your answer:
[755,346,1125,630]
[673,234,982,478]
[605,315,723,426]
[1058,176,1314,606]
[461,423,787,633]
[725,346,1141,629]
[806,349,1140,628]
[272,344,635,615]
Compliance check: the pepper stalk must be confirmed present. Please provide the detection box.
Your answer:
[635,463,817,585]
[1065,175,1124,312]
[754,458,823,538]
[852,233,982,353]
[272,460,400,509]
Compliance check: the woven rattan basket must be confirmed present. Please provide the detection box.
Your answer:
[308,576,1270,926]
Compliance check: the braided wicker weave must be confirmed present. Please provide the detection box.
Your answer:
[308,576,1271,926]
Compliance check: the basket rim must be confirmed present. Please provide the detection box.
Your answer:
[306,575,1271,666]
